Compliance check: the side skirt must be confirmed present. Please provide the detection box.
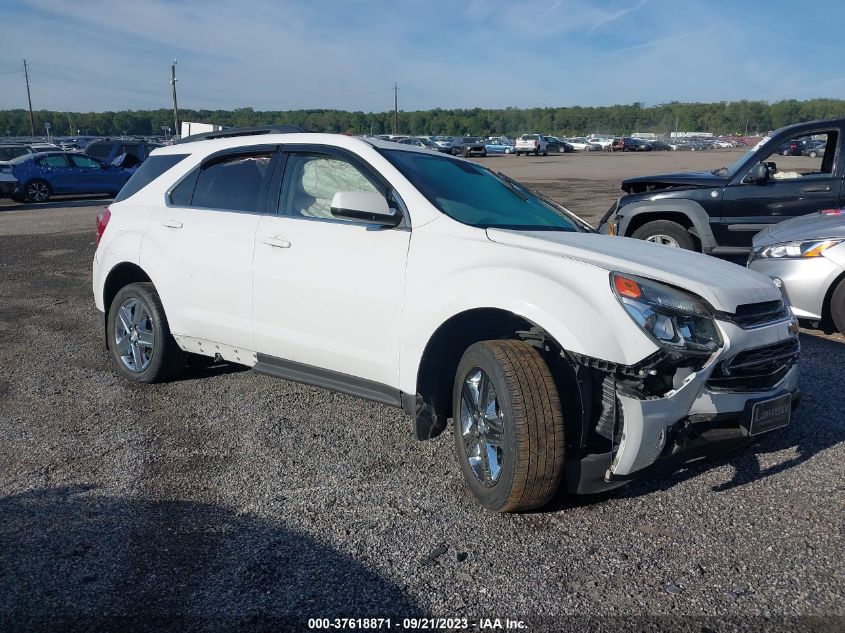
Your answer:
[253,353,403,408]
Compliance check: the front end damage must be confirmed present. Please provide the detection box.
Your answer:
[561,318,801,495]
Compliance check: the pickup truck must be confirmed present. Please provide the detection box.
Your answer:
[514,134,548,156]
[599,118,845,253]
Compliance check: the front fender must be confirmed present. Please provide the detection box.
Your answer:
[398,227,657,395]
[618,198,717,250]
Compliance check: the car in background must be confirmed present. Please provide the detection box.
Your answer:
[28,142,62,153]
[451,136,487,157]
[587,137,612,150]
[514,134,548,156]
[7,151,136,203]
[397,137,444,152]
[85,139,161,165]
[431,136,454,152]
[0,169,17,197]
[777,138,805,156]
[0,144,35,164]
[803,140,826,158]
[612,137,652,152]
[484,137,515,154]
[650,140,674,151]
[544,136,573,153]
[565,137,601,151]
[749,209,845,333]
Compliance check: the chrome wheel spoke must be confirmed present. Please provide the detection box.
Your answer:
[136,330,154,348]
[130,342,142,369]
[117,306,133,333]
[115,336,131,356]
[460,367,505,487]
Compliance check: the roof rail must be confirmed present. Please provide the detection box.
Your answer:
[174,125,307,145]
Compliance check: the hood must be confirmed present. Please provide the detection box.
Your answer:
[486,229,780,313]
[622,171,727,193]
[753,210,845,246]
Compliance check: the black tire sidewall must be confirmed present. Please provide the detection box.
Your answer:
[107,283,174,383]
[631,220,695,250]
[452,345,520,511]
[831,279,845,334]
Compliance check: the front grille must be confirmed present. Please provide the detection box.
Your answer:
[723,299,789,328]
[707,338,800,391]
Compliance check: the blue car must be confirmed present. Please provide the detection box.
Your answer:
[5,151,135,203]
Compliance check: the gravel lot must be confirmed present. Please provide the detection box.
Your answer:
[1,151,843,632]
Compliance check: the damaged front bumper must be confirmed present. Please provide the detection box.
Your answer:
[568,318,801,494]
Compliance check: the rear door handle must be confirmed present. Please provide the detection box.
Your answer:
[802,185,831,192]
[263,236,291,249]
[161,219,183,229]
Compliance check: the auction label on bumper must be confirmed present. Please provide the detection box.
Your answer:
[749,393,791,435]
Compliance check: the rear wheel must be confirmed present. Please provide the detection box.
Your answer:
[831,279,845,334]
[24,179,51,203]
[809,150,818,158]
[452,340,565,513]
[107,282,185,383]
[533,148,539,156]
[631,219,695,250]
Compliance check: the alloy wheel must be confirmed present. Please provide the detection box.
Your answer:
[114,298,155,372]
[459,368,505,486]
[26,181,49,202]
[645,234,680,247]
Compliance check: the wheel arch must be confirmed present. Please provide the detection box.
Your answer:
[409,307,571,440]
[821,269,845,332]
[101,262,153,348]
[618,199,717,251]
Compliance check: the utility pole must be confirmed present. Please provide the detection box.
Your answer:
[393,82,398,135]
[23,59,35,136]
[170,60,179,138]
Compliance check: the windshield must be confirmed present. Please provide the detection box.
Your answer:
[0,147,31,161]
[713,136,770,178]
[380,149,586,232]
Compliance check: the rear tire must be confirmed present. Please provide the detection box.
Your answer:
[830,279,845,334]
[631,219,695,250]
[24,179,51,203]
[107,282,185,383]
[452,340,565,513]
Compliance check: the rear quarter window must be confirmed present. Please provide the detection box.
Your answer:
[114,154,189,202]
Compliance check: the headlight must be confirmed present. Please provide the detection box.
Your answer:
[611,273,723,357]
[753,239,842,260]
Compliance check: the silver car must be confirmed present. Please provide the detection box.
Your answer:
[748,210,845,332]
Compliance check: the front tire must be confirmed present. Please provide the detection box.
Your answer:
[107,282,185,383]
[631,219,695,250]
[830,279,845,334]
[452,340,565,513]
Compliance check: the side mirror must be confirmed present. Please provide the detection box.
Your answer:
[330,191,401,227]
[745,162,769,184]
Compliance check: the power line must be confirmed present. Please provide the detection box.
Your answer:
[23,59,35,136]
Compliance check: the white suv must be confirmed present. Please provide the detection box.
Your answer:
[93,131,801,512]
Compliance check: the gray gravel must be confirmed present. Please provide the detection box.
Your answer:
[1,201,843,632]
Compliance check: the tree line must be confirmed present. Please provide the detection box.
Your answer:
[2,99,845,139]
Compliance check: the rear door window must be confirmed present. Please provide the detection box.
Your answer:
[188,152,274,212]
[69,155,102,168]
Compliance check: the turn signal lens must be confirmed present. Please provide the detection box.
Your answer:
[802,240,838,258]
[613,275,642,299]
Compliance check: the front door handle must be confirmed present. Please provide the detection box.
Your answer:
[802,185,831,192]
[263,236,292,249]
[161,219,183,229]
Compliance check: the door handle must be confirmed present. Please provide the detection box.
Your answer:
[263,236,292,249]
[161,219,183,229]
[802,185,831,192]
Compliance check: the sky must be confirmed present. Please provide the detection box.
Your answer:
[1,0,843,113]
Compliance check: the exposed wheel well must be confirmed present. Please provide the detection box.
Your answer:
[415,308,564,422]
[102,264,153,346]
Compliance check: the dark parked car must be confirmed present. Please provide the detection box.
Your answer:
[650,140,674,151]
[599,118,845,253]
[0,144,35,164]
[84,139,160,165]
[617,137,652,151]
[544,136,574,153]
[451,136,487,157]
[6,151,136,203]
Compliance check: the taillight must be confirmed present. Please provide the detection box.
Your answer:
[96,207,111,245]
